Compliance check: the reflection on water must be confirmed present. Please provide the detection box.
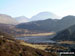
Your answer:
[16,36,56,43]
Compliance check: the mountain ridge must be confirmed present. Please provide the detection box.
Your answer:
[0,14,18,25]
[16,15,75,32]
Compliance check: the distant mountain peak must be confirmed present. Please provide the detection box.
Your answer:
[17,16,28,18]
[15,16,29,23]
[30,12,60,21]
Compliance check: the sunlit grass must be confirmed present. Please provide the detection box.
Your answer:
[58,41,75,44]
[16,32,55,37]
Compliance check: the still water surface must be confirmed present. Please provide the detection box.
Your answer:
[16,36,56,43]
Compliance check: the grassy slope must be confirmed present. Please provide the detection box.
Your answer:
[0,32,57,56]
[20,41,67,52]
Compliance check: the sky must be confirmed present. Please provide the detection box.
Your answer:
[0,0,75,18]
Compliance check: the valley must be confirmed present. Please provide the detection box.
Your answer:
[0,12,75,56]
[1,0,75,56]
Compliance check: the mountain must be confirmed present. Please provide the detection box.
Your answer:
[55,15,75,32]
[0,31,55,56]
[16,19,59,32]
[30,12,59,21]
[0,14,18,25]
[52,24,75,41]
[15,16,29,23]
[16,15,75,32]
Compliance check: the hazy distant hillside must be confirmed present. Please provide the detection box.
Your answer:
[0,14,18,25]
[30,12,59,21]
[16,15,75,32]
[15,16,29,23]
[52,24,75,41]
